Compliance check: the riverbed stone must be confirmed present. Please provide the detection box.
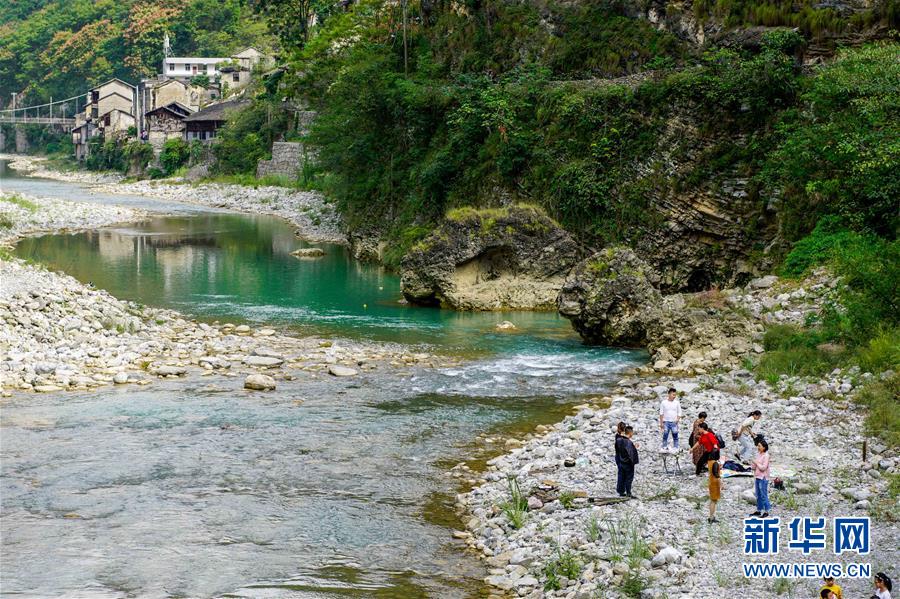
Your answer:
[328,365,358,377]
[244,356,284,368]
[244,374,276,390]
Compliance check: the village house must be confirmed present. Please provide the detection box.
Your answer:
[148,79,203,112]
[162,57,228,84]
[145,102,193,151]
[182,99,248,142]
[72,78,136,160]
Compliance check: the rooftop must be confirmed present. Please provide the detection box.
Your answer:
[182,100,249,122]
[164,57,227,63]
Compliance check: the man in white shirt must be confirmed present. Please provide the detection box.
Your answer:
[659,388,682,452]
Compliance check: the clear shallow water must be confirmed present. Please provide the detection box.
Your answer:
[1,166,643,597]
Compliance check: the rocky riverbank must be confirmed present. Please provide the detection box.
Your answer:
[0,191,449,397]
[558,247,840,374]
[2,153,122,185]
[98,179,344,244]
[455,367,899,598]
[2,153,344,243]
[0,258,453,397]
[0,191,143,246]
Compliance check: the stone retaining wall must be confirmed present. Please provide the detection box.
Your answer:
[256,142,304,179]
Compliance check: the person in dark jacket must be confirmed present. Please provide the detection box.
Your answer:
[614,422,627,495]
[615,426,640,498]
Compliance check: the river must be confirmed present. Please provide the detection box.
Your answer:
[0,162,643,598]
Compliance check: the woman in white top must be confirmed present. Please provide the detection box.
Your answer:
[874,572,893,599]
[736,410,762,462]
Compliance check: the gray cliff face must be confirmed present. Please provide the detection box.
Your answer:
[631,113,780,292]
[400,205,582,310]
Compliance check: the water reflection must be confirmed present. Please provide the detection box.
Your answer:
[14,213,601,356]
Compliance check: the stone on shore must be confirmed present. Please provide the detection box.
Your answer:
[244,374,276,390]
[328,365,358,377]
[150,365,187,377]
[557,247,662,346]
[244,356,284,368]
[113,372,129,384]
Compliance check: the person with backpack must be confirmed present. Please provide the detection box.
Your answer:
[692,422,720,475]
[707,449,722,523]
[615,425,640,498]
[749,437,771,517]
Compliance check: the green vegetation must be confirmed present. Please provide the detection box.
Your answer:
[1,194,38,212]
[758,220,898,383]
[499,476,528,529]
[543,546,582,591]
[159,138,190,175]
[558,491,577,509]
[854,374,900,450]
[212,97,296,175]
[284,0,895,264]
[0,0,274,103]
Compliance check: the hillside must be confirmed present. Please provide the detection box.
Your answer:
[276,0,896,284]
[0,0,275,104]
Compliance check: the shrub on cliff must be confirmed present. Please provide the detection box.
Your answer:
[766,42,900,240]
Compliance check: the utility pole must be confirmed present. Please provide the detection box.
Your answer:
[402,0,408,75]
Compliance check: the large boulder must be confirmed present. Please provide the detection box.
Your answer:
[558,247,759,370]
[400,205,581,310]
[557,248,662,346]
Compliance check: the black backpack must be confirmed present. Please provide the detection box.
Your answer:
[715,432,726,449]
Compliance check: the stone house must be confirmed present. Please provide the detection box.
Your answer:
[72,78,136,159]
[182,99,248,142]
[145,102,193,151]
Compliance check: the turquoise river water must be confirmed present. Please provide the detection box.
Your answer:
[1,162,643,598]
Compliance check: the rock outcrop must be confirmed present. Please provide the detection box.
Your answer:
[558,247,759,370]
[557,247,662,346]
[401,205,582,310]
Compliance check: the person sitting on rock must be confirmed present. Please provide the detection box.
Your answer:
[707,449,722,523]
[688,411,707,449]
[692,422,720,475]
[735,410,762,463]
[659,388,682,452]
[615,426,640,499]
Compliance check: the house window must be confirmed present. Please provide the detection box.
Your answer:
[232,72,240,82]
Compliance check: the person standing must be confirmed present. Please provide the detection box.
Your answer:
[614,421,627,497]
[615,426,640,498]
[659,388,682,452]
[749,438,771,517]
[874,572,893,599]
[736,410,762,462]
[820,576,843,599]
[692,422,720,475]
[707,449,722,523]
